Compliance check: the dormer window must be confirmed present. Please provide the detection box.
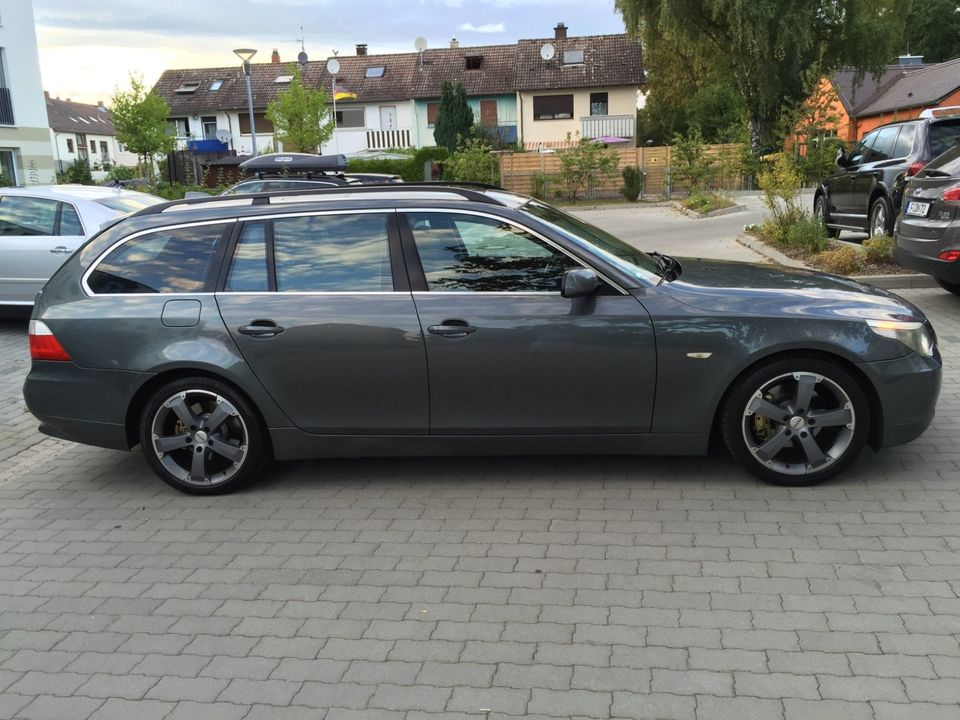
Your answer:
[365,66,385,78]
[275,75,293,83]
[210,80,223,91]
[562,49,584,65]
[175,81,201,94]
[465,55,483,70]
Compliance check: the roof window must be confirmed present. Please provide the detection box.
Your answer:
[275,75,293,83]
[175,81,201,93]
[210,80,223,91]
[562,49,584,65]
[465,55,483,70]
[365,66,385,78]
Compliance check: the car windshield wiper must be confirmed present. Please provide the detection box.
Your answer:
[650,251,682,285]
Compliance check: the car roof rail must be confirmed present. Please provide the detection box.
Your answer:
[919,106,960,120]
[131,182,508,217]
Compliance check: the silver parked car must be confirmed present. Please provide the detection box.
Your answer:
[0,185,163,305]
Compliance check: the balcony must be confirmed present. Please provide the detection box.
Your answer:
[580,114,635,140]
[0,87,14,126]
[366,128,412,150]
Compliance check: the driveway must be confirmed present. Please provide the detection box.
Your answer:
[0,285,958,719]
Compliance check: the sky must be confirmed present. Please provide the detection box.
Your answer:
[33,0,627,104]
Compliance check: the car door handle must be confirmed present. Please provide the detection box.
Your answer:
[49,246,71,254]
[428,320,477,337]
[237,319,284,337]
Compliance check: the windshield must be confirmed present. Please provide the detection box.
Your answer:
[519,199,661,283]
[94,194,164,213]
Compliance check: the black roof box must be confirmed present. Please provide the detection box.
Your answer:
[239,153,348,173]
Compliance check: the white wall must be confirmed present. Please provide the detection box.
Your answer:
[51,130,138,178]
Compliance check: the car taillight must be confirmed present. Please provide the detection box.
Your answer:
[941,186,960,203]
[938,250,960,262]
[28,320,71,361]
[906,161,927,177]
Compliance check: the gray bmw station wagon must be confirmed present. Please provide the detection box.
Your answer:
[23,185,941,494]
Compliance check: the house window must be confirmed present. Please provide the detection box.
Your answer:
[238,112,275,135]
[426,102,440,126]
[202,116,218,139]
[533,94,574,120]
[465,55,483,70]
[210,80,223,91]
[335,107,365,129]
[0,149,18,186]
[90,141,97,153]
[169,117,190,137]
[0,48,12,126]
[562,49,584,65]
[100,141,109,158]
[479,99,497,126]
[77,134,88,159]
[590,92,608,116]
[365,66,385,78]
[66,138,75,153]
[175,81,201,94]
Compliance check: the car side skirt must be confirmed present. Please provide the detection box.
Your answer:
[268,429,709,460]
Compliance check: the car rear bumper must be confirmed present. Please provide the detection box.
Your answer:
[23,361,150,451]
[894,227,960,281]
[858,350,942,449]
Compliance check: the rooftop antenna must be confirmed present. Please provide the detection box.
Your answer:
[297,25,308,65]
[415,36,427,70]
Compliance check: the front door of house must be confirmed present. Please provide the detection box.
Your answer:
[379,106,397,130]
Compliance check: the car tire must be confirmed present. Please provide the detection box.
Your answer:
[721,356,871,486]
[869,196,893,238]
[814,194,840,238]
[935,278,960,296]
[138,376,267,494]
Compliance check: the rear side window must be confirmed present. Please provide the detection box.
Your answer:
[892,124,916,158]
[59,204,84,236]
[0,195,58,236]
[929,120,960,158]
[272,213,392,292]
[867,126,899,162]
[225,221,269,292]
[87,223,226,294]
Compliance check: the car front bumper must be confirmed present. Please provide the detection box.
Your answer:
[858,349,942,449]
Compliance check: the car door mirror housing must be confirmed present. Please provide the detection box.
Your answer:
[561,267,600,298]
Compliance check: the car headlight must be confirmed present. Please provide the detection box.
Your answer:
[865,319,936,357]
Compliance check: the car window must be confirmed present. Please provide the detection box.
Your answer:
[225,221,269,292]
[273,213,393,292]
[223,181,263,195]
[867,126,900,162]
[929,119,960,158]
[59,203,84,236]
[0,195,58,236]
[87,223,227,294]
[922,143,960,175]
[406,211,578,292]
[892,124,917,158]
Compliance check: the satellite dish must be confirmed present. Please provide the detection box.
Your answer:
[540,43,556,61]
[326,58,340,75]
[414,37,428,52]
[215,129,232,143]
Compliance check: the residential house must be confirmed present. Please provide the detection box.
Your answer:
[410,40,518,148]
[0,0,56,185]
[45,94,139,177]
[515,25,644,149]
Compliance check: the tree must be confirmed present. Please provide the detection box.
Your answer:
[110,75,176,179]
[900,0,960,62]
[671,127,713,192]
[617,0,901,154]
[446,138,500,186]
[556,133,620,202]
[266,65,334,153]
[434,81,474,154]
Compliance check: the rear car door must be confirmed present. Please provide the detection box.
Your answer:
[401,209,656,435]
[215,210,429,434]
[0,195,85,304]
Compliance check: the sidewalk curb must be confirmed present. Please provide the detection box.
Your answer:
[673,202,746,220]
[735,234,937,289]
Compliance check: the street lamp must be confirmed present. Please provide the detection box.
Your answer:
[326,58,341,154]
[234,48,258,155]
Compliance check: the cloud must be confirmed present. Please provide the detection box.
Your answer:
[458,22,506,33]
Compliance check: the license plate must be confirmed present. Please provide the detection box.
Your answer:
[906,201,930,217]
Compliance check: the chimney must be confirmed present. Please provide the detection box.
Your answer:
[97,100,106,111]
[450,36,459,48]
[356,43,367,56]
[271,48,280,63]
[44,90,50,100]
[554,22,567,39]
[898,54,924,67]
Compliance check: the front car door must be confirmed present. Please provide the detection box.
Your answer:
[829,130,877,221]
[400,209,656,435]
[0,195,85,305]
[851,125,901,222]
[215,210,429,435]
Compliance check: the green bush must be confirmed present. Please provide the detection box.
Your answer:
[671,127,712,192]
[863,235,895,264]
[556,133,619,203]
[445,138,499,186]
[816,246,863,275]
[347,146,450,183]
[530,172,549,200]
[782,216,830,254]
[683,190,734,214]
[57,158,94,185]
[107,165,139,181]
[151,184,216,201]
[621,166,643,201]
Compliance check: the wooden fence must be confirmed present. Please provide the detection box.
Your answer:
[497,143,748,199]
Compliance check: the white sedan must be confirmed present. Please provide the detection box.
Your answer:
[0,185,163,305]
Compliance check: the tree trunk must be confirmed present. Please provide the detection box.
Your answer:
[748,115,763,156]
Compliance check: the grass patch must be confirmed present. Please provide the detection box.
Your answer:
[682,191,735,214]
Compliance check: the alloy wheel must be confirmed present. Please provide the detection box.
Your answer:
[741,371,856,477]
[870,203,887,237]
[150,389,248,487]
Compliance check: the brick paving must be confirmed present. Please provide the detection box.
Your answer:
[0,288,958,719]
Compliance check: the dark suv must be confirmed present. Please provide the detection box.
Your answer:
[815,112,960,238]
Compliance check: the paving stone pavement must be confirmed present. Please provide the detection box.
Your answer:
[0,288,958,720]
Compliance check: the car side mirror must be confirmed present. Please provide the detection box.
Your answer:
[561,267,599,298]
[835,147,848,168]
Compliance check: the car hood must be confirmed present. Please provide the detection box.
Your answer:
[661,257,925,323]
